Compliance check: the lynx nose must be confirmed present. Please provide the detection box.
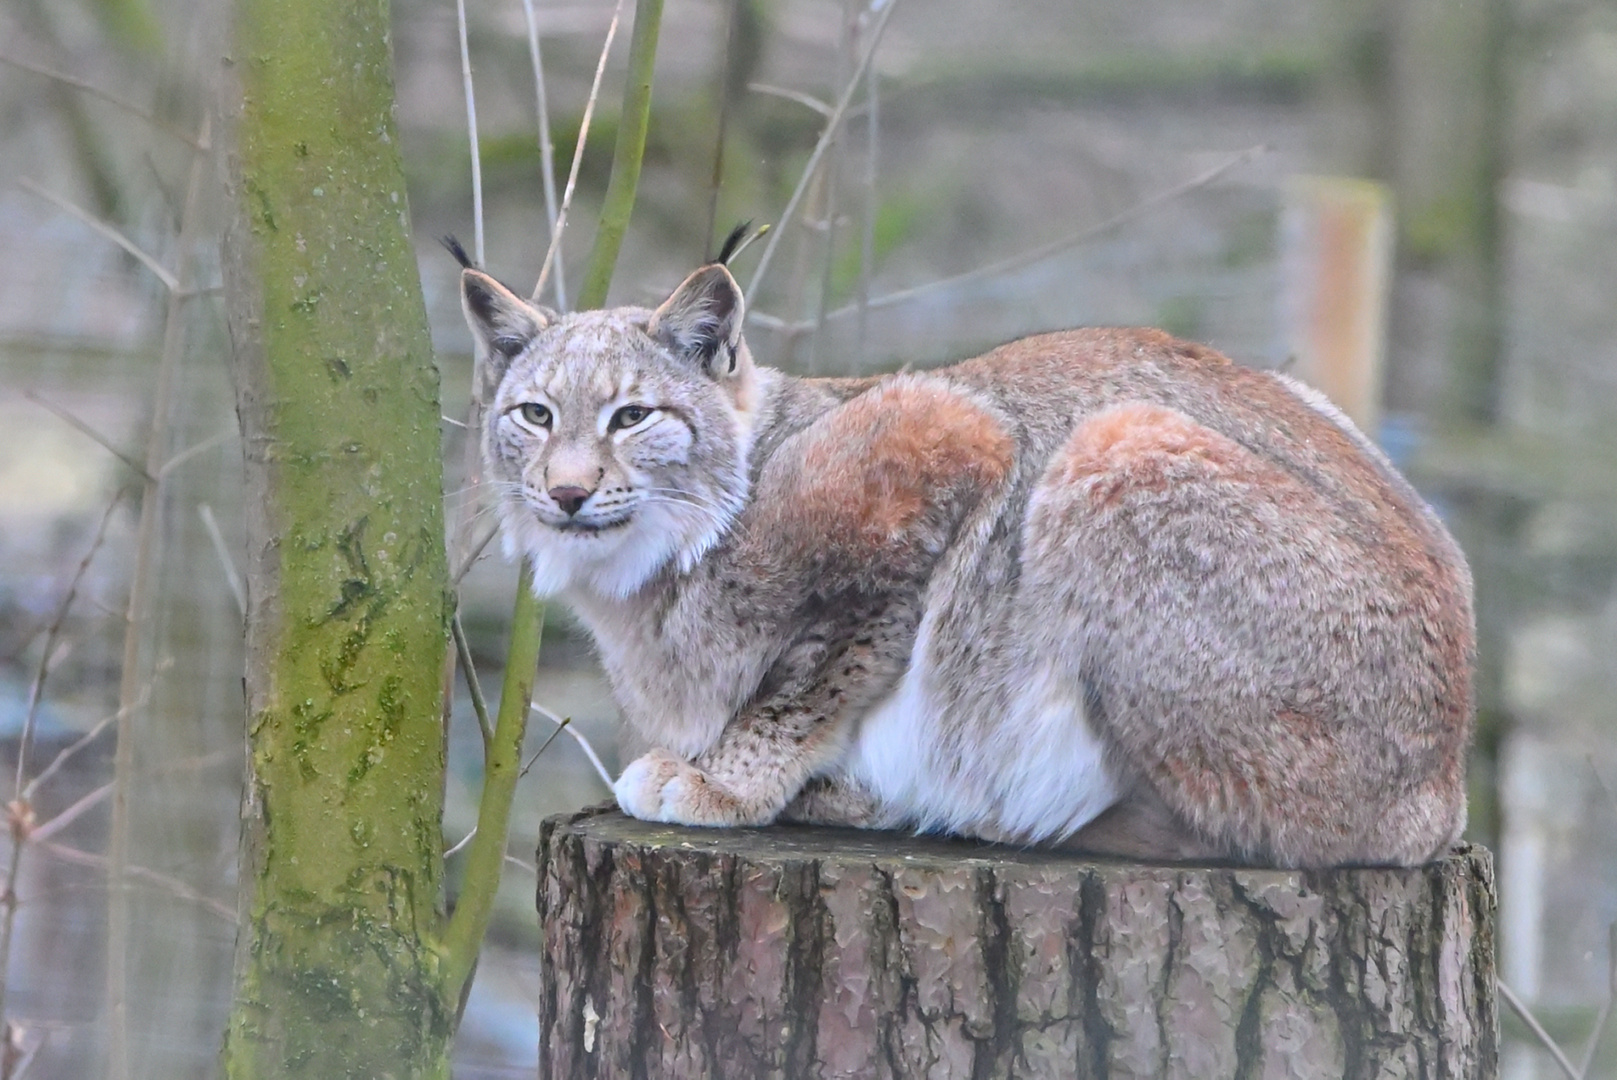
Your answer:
[548,485,592,517]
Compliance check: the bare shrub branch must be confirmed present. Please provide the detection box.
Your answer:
[1499,978,1580,1080]
[0,54,205,150]
[16,179,179,292]
[520,0,567,309]
[531,0,627,306]
[744,0,899,298]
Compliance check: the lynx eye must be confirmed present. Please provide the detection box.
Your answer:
[609,404,653,431]
[515,402,552,429]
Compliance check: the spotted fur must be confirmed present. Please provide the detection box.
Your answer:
[464,260,1475,868]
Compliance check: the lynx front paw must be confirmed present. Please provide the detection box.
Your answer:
[613,748,756,827]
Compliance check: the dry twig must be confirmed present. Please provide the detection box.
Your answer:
[529,702,613,788]
[1576,924,1617,1077]
[104,111,211,1080]
[745,0,899,298]
[520,0,566,309]
[21,392,151,481]
[531,0,626,306]
[36,842,235,924]
[453,614,493,748]
[16,179,179,293]
[519,715,572,779]
[1499,978,1581,1080]
[11,489,124,796]
[751,143,1270,337]
[0,54,205,150]
[454,0,484,267]
[198,505,246,618]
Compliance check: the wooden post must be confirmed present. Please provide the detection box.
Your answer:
[536,808,1497,1079]
[1281,175,1395,436]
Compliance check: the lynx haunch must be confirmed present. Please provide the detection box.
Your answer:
[459,235,1474,869]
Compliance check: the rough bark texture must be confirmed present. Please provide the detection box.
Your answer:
[537,807,1497,1080]
[219,0,452,1074]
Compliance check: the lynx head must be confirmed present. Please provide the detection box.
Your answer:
[461,251,760,599]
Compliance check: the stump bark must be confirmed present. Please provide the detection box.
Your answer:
[536,807,1497,1080]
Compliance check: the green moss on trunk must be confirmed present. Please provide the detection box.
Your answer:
[221,0,452,1075]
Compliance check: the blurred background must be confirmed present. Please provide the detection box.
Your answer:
[2,0,1615,1075]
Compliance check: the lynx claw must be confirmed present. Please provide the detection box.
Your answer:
[613,748,748,826]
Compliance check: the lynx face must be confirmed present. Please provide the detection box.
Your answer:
[468,267,759,598]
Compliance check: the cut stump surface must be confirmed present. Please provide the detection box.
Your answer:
[536,806,1497,1080]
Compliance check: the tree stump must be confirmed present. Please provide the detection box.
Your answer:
[536,807,1497,1080]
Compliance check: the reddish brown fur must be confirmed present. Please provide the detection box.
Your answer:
[771,381,1013,557]
[1015,372,1472,864]
[1059,402,1251,508]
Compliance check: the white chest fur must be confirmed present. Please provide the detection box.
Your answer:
[845,629,1120,843]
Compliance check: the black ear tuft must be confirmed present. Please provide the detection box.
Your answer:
[715,221,752,266]
[713,221,769,266]
[442,234,475,269]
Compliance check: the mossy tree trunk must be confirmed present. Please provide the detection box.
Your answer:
[538,809,1498,1080]
[219,0,453,1074]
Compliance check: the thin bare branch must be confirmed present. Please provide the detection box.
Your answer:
[198,505,246,618]
[147,748,233,776]
[1578,923,1617,1077]
[156,428,231,479]
[530,702,613,788]
[105,110,211,1080]
[35,842,235,924]
[856,7,880,366]
[848,143,1268,319]
[746,310,793,333]
[532,0,626,306]
[751,143,1271,337]
[704,0,743,255]
[1498,979,1581,1080]
[22,691,151,802]
[0,54,206,151]
[810,0,862,372]
[453,614,493,748]
[444,825,477,859]
[30,782,111,843]
[520,0,567,309]
[16,178,179,292]
[745,0,899,298]
[747,82,832,118]
[452,519,499,585]
[518,715,571,779]
[13,488,125,799]
[454,0,484,267]
[22,392,151,481]
[7,1022,42,1080]
[503,854,538,877]
[1591,755,1617,816]
[1580,996,1613,1079]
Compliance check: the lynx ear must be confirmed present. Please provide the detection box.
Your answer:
[648,264,747,377]
[460,269,552,371]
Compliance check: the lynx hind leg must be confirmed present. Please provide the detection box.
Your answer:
[1063,784,1235,863]
[781,775,887,828]
[1026,402,1466,867]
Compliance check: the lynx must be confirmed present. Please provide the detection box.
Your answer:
[458,232,1474,868]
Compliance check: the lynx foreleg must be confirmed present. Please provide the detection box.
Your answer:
[614,596,919,828]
